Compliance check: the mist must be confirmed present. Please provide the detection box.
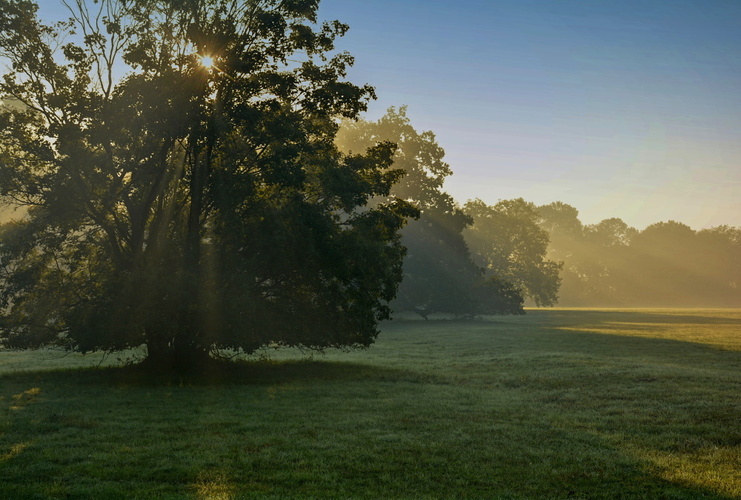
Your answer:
[538,202,741,308]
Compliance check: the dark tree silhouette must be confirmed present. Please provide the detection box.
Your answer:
[0,0,416,371]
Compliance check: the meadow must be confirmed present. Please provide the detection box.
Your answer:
[1,308,739,499]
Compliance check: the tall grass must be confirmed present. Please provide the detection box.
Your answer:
[1,308,739,498]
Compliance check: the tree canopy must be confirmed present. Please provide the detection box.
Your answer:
[464,198,562,307]
[337,108,524,318]
[537,204,741,307]
[0,0,416,371]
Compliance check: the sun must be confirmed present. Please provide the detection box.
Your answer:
[200,55,215,69]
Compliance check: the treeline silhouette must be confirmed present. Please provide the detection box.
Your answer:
[539,203,741,307]
[339,108,740,314]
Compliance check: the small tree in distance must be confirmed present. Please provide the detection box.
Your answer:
[464,198,562,307]
[0,0,417,372]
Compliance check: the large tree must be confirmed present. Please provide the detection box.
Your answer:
[0,0,416,371]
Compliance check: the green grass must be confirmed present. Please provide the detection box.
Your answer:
[1,308,740,499]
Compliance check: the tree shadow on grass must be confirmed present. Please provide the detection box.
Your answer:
[0,357,447,388]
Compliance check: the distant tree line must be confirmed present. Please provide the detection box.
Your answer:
[538,203,741,307]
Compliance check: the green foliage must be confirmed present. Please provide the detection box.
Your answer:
[0,0,415,368]
[394,211,483,318]
[464,198,562,307]
[628,221,741,306]
[337,107,523,317]
[337,106,452,206]
[537,203,741,307]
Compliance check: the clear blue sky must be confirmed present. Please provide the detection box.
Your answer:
[318,0,741,229]
[35,0,741,229]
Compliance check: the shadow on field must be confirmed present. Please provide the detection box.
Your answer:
[0,358,444,387]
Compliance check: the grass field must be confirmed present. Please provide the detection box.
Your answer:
[1,308,740,499]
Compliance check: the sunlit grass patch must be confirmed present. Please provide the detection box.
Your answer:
[194,469,237,500]
[639,446,741,499]
[548,307,741,351]
[0,442,28,462]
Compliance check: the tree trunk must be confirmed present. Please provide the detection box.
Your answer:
[144,328,211,374]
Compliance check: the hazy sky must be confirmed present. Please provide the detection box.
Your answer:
[317,0,741,229]
[34,0,741,229]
